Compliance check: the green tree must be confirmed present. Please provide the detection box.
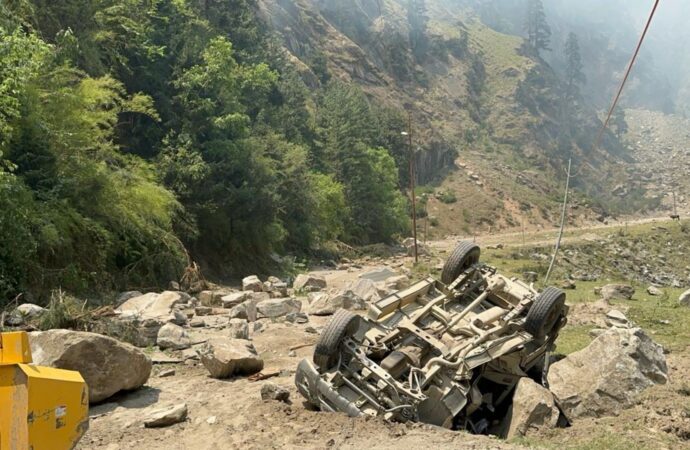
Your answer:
[525,0,551,55]
[407,0,429,62]
[564,32,586,103]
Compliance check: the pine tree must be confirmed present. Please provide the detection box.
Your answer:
[407,0,429,62]
[564,32,586,102]
[525,0,551,55]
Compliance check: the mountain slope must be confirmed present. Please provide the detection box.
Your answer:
[260,0,641,235]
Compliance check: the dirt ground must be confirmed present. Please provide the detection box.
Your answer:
[77,222,690,450]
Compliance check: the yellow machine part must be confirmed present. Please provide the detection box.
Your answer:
[0,332,89,450]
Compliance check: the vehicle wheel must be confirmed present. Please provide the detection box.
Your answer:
[313,309,360,371]
[525,287,566,339]
[441,241,481,284]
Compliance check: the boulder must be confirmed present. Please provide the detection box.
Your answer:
[547,327,667,421]
[6,303,45,326]
[523,272,538,283]
[115,291,142,306]
[242,275,263,292]
[307,291,366,316]
[263,277,289,297]
[144,403,188,428]
[189,317,206,328]
[500,378,559,438]
[600,284,635,301]
[359,267,397,283]
[285,312,309,324]
[256,298,301,318]
[347,278,381,303]
[227,318,249,339]
[604,309,630,328]
[115,291,189,346]
[228,300,258,322]
[384,275,409,291]
[260,382,290,402]
[30,329,152,403]
[116,291,189,320]
[221,292,248,308]
[246,291,271,303]
[198,289,232,306]
[679,288,690,307]
[194,306,212,316]
[293,273,327,292]
[402,237,429,256]
[561,280,576,290]
[197,338,263,378]
[647,286,663,296]
[156,323,191,350]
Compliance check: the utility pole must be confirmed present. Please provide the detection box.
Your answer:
[544,158,572,285]
[402,112,418,264]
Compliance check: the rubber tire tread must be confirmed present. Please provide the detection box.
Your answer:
[441,241,481,284]
[524,286,566,339]
[313,309,360,371]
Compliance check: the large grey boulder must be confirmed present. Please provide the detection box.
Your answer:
[30,329,152,403]
[197,338,263,378]
[156,323,191,350]
[293,273,327,292]
[547,327,667,421]
[600,284,635,301]
[679,288,690,307]
[306,291,366,316]
[115,291,190,346]
[500,378,559,438]
[256,297,301,318]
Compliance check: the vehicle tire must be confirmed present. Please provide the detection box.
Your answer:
[313,309,360,371]
[441,241,481,284]
[524,287,566,339]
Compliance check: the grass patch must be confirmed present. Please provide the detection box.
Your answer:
[555,325,593,355]
[515,431,665,450]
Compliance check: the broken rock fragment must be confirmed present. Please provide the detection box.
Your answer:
[197,338,263,378]
[261,382,290,402]
[156,323,191,350]
[144,403,188,428]
[500,377,559,438]
[293,273,327,292]
[242,275,264,292]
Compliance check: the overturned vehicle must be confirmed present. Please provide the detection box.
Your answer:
[295,242,568,433]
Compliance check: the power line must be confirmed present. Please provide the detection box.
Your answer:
[544,1,660,284]
[593,0,660,151]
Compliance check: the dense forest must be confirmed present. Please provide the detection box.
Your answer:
[0,0,411,303]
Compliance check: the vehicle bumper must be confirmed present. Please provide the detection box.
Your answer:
[295,358,363,417]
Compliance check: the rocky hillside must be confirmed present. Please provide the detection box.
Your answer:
[624,108,690,215]
[258,0,647,235]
